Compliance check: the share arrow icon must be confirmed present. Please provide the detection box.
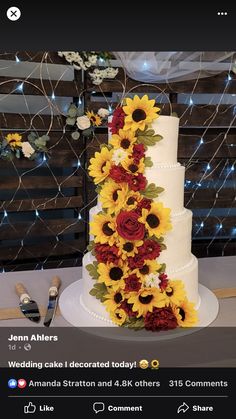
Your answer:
[177,402,190,413]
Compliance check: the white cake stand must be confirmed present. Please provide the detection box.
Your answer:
[59,280,219,342]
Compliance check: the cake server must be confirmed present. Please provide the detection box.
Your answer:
[44,276,61,327]
[15,283,41,323]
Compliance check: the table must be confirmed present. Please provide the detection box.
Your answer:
[0,256,235,327]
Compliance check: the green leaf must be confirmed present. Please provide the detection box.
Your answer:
[125,317,145,331]
[67,104,78,118]
[83,127,93,137]
[86,262,99,280]
[136,126,163,146]
[141,183,164,198]
[158,263,166,273]
[95,184,104,194]
[144,157,153,167]
[87,241,95,252]
[71,131,80,140]
[99,143,112,150]
[35,138,47,148]
[160,243,167,251]
[41,135,50,143]
[151,236,164,243]
[66,117,76,126]
[28,132,37,142]
[89,282,107,302]
[15,149,21,159]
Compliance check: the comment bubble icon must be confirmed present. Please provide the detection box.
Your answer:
[93,402,105,414]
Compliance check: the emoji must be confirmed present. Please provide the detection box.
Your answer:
[18,379,27,389]
[139,359,149,369]
[151,359,159,369]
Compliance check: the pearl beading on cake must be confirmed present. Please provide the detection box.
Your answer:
[166,255,195,274]
[155,162,181,169]
[80,294,115,324]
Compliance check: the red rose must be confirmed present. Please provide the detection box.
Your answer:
[120,300,137,317]
[128,173,147,191]
[116,210,145,240]
[109,165,130,183]
[138,239,161,260]
[144,307,178,332]
[127,254,145,269]
[124,274,141,292]
[159,273,168,290]
[132,143,145,162]
[108,107,125,134]
[135,198,152,215]
[95,244,120,264]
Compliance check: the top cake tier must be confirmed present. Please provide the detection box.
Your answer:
[143,115,179,165]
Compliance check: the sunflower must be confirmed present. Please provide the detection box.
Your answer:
[133,259,161,280]
[97,261,129,291]
[103,288,125,312]
[121,157,145,176]
[110,308,127,326]
[127,287,166,317]
[123,191,142,211]
[88,147,113,184]
[163,280,186,306]
[90,213,117,246]
[109,129,137,153]
[139,202,172,238]
[172,299,198,327]
[5,133,22,149]
[123,95,160,132]
[99,180,128,214]
[117,237,143,260]
[86,110,102,127]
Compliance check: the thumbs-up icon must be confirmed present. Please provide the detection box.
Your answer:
[24,402,36,414]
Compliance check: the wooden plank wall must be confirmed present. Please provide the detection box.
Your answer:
[84,68,236,258]
[0,52,235,272]
[0,52,87,271]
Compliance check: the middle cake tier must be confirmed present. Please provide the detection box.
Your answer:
[91,163,185,216]
[89,207,193,273]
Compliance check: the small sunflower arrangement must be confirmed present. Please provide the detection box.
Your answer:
[0,132,50,161]
[86,94,198,331]
[65,103,109,140]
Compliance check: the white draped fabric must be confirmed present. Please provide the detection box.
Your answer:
[113,52,235,83]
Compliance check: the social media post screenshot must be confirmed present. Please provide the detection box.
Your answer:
[0,4,236,418]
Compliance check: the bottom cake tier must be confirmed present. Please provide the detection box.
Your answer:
[81,251,200,325]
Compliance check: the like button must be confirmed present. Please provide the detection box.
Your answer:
[24,402,36,414]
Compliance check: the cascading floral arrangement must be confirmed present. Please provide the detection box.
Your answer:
[86,95,197,331]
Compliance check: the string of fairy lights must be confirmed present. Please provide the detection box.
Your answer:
[0,52,235,272]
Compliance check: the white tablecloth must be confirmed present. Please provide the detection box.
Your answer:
[0,256,235,327]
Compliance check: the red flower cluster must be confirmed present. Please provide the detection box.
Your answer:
[124,274,141,292]
[116,210,145,241]
[136,198,152,214]
[95,244,120,264]
[120,300,137,317]
[138,239,161,260]
[109,165,130,183]
[132,143,145,162]
[128,254,145,269]
[144,307,178,332]
[108,107,125,134]
[128,173,147,191]
[159,273,168,290]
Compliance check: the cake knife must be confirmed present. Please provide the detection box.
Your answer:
[44,276,61,327]
[15,283,41,323]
